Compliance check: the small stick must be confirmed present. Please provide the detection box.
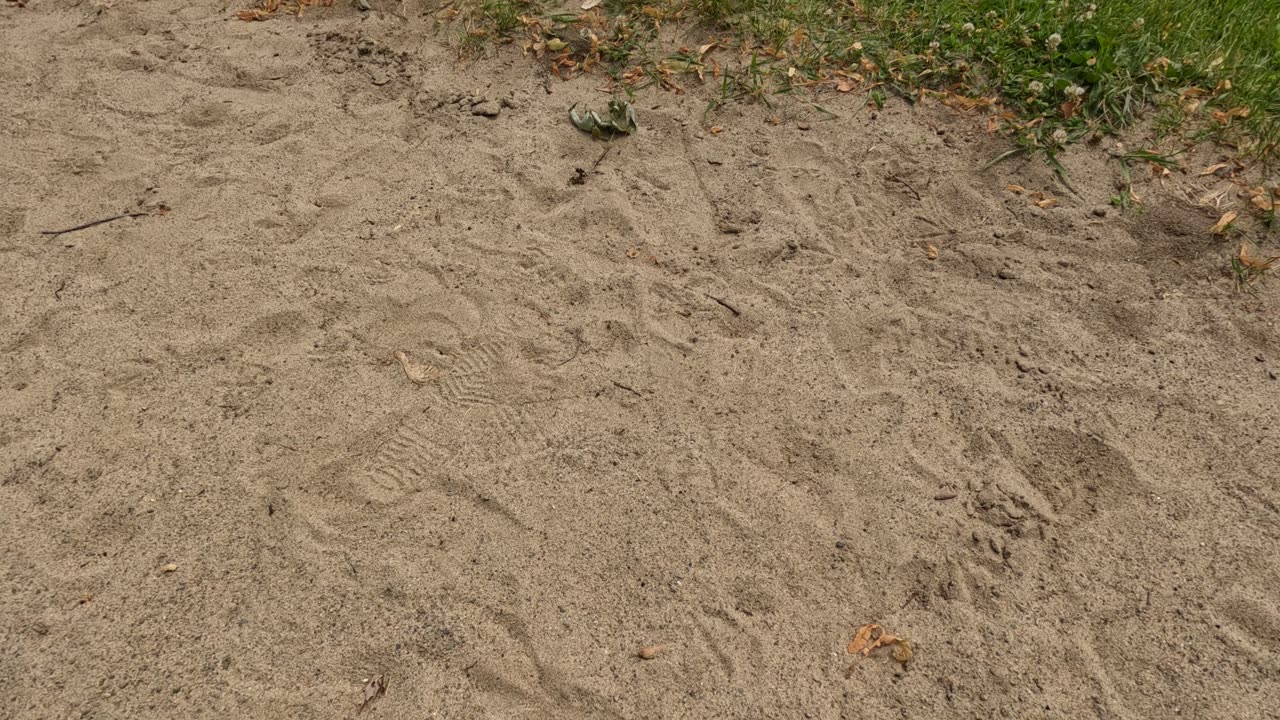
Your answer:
[40,212,148,238]
[589,143,611,173]
[705,294,741,316]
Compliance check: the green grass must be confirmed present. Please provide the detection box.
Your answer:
[455,0,1280,159]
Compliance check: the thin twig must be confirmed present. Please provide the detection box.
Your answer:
[611,380,642,397]
[40,212,148,238]
[887,175,921,201]
[705,293,741,316]
[590,143,611,173]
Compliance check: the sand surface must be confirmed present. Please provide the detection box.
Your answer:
[3,2,1279,718]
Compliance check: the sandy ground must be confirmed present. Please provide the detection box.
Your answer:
[2,1,1280,718]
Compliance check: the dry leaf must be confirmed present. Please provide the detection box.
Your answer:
[1239,243,1278,271]
[847,624,878,654]
[1060,99,1081,119]
[393,350,441,385]
[1034,198,1058,209]
[638,645,664,660]
[1200,162,1231,176]
[891,640,914,664]
[1248,187,1275,212]
[926,243,939,259]
[358,675,386,714]
[625,247,641,258]
[836,77,857,93]
[580,0,601,8]
[1006,184,1027,195]
[1209,210,1239,235]
[709,126,723,135]
[1211,106,1249,125]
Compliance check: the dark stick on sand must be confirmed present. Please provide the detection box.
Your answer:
[40,212,149,238]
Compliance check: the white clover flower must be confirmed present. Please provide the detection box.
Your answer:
[986,10,997,19]
[1052,128,1068,144]
[1067,84,1086,97]
[1047,33,1063,50]
[1028,80,1045,93]
[962,22,976,33]
[929,40,940,49]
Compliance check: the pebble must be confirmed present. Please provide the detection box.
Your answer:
[471,101,501,118]
[1091,206,1108,218]
[163,563,178,573]
[997,267,1019,280]
[369,69,390,86]
[500,96,521,110]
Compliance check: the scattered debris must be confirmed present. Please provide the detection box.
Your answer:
[569,100,637,139]
[40,212,150,238]
[638,645,664,660]
[393,350,442,385]
[846,623,912,676]
[357,675,386,714]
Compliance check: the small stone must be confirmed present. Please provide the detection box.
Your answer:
[471,101,501,118]
[500,96,521,109]
[835,540,847,549]
[1269,370,1277,381]
[163,563,178,573]
[369,69,390,86]
[1091,207,1108,218]
[997,267,1018,280]
[1015,359,1032,373]
[797,123,811,131]
[933,492,958,501]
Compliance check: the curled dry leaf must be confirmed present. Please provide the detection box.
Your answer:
[358,675,386,714]
[1006,184,1027,195]
[1034,197,1058,209]
[1249,187,1276,212]
[393,351,442,385]
[1211,106,1249,125]
[1209,210,1239,235]
[1239,243,1278,271]
[926,243,939,259]
[709,126,723,135]
[847,624,912,668]
[638,645,664,660]
[1200,162,1232,176]
[625,247,641,259]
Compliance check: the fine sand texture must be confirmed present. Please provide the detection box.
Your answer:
[2,2,1279,718]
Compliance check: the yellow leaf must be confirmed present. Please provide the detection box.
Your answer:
[1209,210,1239,235]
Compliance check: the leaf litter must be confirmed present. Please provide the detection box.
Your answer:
[357,675,386,714]
[845,623,913,677]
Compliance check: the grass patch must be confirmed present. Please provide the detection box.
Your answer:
[454,0,1279,159]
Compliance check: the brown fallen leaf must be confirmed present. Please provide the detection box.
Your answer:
[926,243,939,260]
[1209,210,1239,235]
[1239,243,1278,271]
[357,675,386,714]
[1034,197,1058,209]
[847,623,877,654]
[1200,162,1232,176]
[709,126,723,135]
[393,350,441,385]
[638,645,664,660]
[847,624,912,668]
[1211,106,1250,125]
[1006,184,1027,195]
[1249,187,1276,212]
